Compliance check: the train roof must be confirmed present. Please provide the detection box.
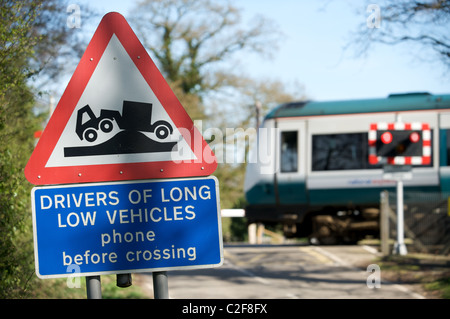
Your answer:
[265,92,450,119]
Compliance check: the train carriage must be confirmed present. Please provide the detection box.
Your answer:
[244,92,450,243]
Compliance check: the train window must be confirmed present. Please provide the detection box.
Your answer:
[312,131,433,171]
[280,131,298,172]
[312,133,380,171]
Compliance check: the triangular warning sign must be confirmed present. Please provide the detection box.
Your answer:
[25,12,217,185]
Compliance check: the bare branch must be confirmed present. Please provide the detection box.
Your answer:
[130,0,281,94]
[347,0,450,69]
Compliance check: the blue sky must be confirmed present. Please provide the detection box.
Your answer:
[75,0,449,102]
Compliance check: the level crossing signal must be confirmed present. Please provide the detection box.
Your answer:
[368,122,431,165]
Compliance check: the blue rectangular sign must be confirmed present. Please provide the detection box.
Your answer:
[31,176,222,278]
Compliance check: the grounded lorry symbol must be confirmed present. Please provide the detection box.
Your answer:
[76,100,173,142]
[64,100,177,158]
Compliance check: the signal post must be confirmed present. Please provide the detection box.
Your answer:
[369,120,431,255]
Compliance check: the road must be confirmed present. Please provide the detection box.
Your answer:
[136,244,425,299]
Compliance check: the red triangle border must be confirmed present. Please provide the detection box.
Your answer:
[25,12,217,185]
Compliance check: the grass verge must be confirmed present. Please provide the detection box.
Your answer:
[373,253,450,299]
[28,274,148,299]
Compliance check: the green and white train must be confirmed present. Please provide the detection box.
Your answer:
[244,92,450,243]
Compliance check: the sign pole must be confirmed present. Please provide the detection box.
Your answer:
[380,190,390,256]
[153,271,169,299]
[383,165,410,256]
[393,179,408,255]
[86,275,102,299]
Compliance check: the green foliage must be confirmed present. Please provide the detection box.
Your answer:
[375,254,450,299]
[0,1,41,98]
[425,277,450,299]
[101,275,147,299]
[26,275,148,299]
[0,0,95,298]
[0,0,44,298]
[213,163,246,209]
[221,217,248,243]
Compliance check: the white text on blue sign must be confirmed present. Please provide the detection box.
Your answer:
[32,177,222,278]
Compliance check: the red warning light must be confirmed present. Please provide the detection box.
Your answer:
[381,132,392,144]
[409,132,420,143]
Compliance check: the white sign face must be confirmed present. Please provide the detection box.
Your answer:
[46,34,196,168]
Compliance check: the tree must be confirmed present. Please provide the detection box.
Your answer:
[0,0,42,298]
[350,0,450,68]
[0,0,92,297]
[130,1,306,210]
[130,0,281,117]
[205,77,304,209]
[217,76,305,127]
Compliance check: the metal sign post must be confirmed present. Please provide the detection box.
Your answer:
[86,275,102,299]
[153,271,169,299]
[394,179,407,255]
[379,191,390,256]
[383,165,411,255]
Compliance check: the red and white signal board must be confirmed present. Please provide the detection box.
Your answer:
[369,122,431,165]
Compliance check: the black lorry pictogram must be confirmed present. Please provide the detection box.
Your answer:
[64,100,177,157]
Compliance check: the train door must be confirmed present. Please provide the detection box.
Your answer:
[275,119,307,204]
[439,113,450,195]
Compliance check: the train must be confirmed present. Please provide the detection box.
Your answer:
[244,92,450,244]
